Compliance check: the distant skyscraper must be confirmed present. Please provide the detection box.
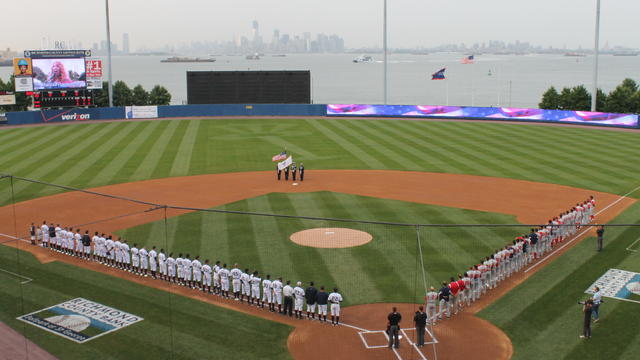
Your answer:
[123,33,130,54]
[252,20,259,38]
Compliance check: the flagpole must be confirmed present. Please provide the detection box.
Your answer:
[383,0,388,105]
[591,0,601,112]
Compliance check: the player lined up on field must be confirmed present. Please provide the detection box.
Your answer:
[29,223,344,325]
[425,196,596,325]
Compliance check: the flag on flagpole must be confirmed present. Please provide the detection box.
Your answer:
[272,150,287,162]
[431,68,446,80]
[277,156,293,170]
[461,55,475,64]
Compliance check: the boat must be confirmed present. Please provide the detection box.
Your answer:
[246,53,261,60]
[160,57,216,63]
[564,52,586,57]
[353,55,374,63]
[613,52,639,56]
[272,54,287,57]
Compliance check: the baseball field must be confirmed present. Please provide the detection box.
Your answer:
[1,117,639,360]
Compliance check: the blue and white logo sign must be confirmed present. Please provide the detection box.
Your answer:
[17,298,143,343]
[586,269,640,304]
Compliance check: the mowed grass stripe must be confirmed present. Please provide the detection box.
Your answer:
[306,119,385,169]
[69,121,148,187]
[0,125,79,171]
[0,126,55,162]
[221,201,262,271]
[150,120,191,179]
[170,119,201,177]
[112,120,171,183]
[188,119,210,175]
[245,195,287,275]
[199,207,231,262]
[85,121,159,187]
[130,120,182,181]
[323,120,414,170]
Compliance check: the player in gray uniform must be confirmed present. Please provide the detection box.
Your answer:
[425,287,438,325]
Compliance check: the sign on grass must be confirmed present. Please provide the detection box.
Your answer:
[586,269,640,304]
[17,298,143,343]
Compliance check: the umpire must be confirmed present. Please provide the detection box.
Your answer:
[387,307,402,349]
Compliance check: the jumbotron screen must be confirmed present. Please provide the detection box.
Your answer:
[32,58,86,91]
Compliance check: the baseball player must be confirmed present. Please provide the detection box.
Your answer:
[91,232,100,261]
[250,271,261,306]
[219,264,230,298]
[305,281,318,320]
[438,281,451,320]
[29,223,36,246]
[114,237,122,268]
[192,256,203,290]
[48,224,56,251]
[131,244,140,274]
[202,259,212,293]
[328,287,343,326]
[105,236,115,267]
[176,254,184,285]
[82,230,91,258]
[461,273,472,307]
[293,282,305,319]
[74,229,82,257]
[158,248,167,280]
[121,240,131,271]
[316,286,329,323]
[148,246,158,279]
[213,261,221,295]
[54,224,62,251]
[230,264,243,301]
[139,247,149,277]
[241,268,251,303]
[271,277,284,313]
[59,227,67,253]
[425,286,438,325]
[183,254,193,287]
[166,253,176,282]
[41,221,49,248]
[448,277,461,315]
[262,274,273,310]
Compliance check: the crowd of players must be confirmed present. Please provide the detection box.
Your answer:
[423,196,596,325]
[28,222,344,325]
[29,196,595,327]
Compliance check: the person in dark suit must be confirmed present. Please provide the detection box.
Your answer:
[291,163,297,181]
[387,307,402,349]
[277,164,282,180]
[284,165,290,180]
[414,306,427,346]
[299,163,305,181]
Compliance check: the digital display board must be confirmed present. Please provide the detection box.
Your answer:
[32,58,86,91]
[327,104,639,128]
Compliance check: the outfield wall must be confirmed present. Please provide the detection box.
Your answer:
[6,103,639,129]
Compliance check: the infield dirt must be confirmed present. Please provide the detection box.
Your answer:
[0,170,635,360]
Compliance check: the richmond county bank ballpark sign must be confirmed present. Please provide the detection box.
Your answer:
[18,298,143,343]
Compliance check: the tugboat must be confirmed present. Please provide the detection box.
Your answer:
[353,55,374,63]
[246,53,261,60]
[160,56,216,63]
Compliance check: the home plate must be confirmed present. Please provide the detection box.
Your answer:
[325,231,335,235]
[293,183,299,186]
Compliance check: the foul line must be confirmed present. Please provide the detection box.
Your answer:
[0,268,33,284]
[626,236,640,253]
[525,184,640,273]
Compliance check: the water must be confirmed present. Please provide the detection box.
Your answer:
[1,53,639,108]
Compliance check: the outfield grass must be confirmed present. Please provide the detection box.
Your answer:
[1,119,639,207]
[0,245,292,360]
[118,192,524,305]
[479,202,640,360]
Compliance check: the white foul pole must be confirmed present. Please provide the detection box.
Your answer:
[383,0,388,105]
[105,0,114,107]
[591,0,601,112]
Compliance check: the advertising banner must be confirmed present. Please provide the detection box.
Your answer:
[85,59,103,90]
[25,49,91,59]
[13,58,32,76]
[0,94,16,105]
[327,104,639,128]
[14,77,33,92]
[125,106,159,119]
[32,58,86,90]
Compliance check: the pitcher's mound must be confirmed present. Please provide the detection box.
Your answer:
[290,228,373,248]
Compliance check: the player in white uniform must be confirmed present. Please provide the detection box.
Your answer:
[250,271,261,306]
[41,222,49,248]
[212,261,221,295]
[271,277,284,313]
[91,232,100,261]
[131,244,140,274]
[158,249,167,280]
[241,268,251,303]
[230,264,243,301]
[219,264,231,298]
[192,256,203,290]
[328,288,343,326]
[201,259,212,293]
[176,254,184,285]
[105,236,115,267]
[293,282,305,319]
[148,246,158,279]
[74,229,83,257]
[113,238,122,268]
[54,225,62,251]
[425,287,439,325]
[183,254,193,287]
[121,240,131,271]
[139,247,149,276]
[166,253,176,282]
[59,228,67,253]
[262,275,273,310]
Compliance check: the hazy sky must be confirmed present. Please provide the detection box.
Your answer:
[1,0,638,51]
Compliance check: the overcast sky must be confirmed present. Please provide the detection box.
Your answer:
[1,0,638,51]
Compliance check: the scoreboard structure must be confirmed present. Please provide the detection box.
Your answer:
[187,71,311,105]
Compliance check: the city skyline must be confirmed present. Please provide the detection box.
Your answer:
[1,0,639,52]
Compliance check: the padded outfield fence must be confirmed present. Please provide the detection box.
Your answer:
[1,174,639,360]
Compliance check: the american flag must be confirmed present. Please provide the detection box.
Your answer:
[431,68,446,80]
[272,151,287,162]
[461,55,475,64]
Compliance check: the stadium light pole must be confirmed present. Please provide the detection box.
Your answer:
[383,0,388,105]
[591,0,601,112]
[105,0,114,108]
